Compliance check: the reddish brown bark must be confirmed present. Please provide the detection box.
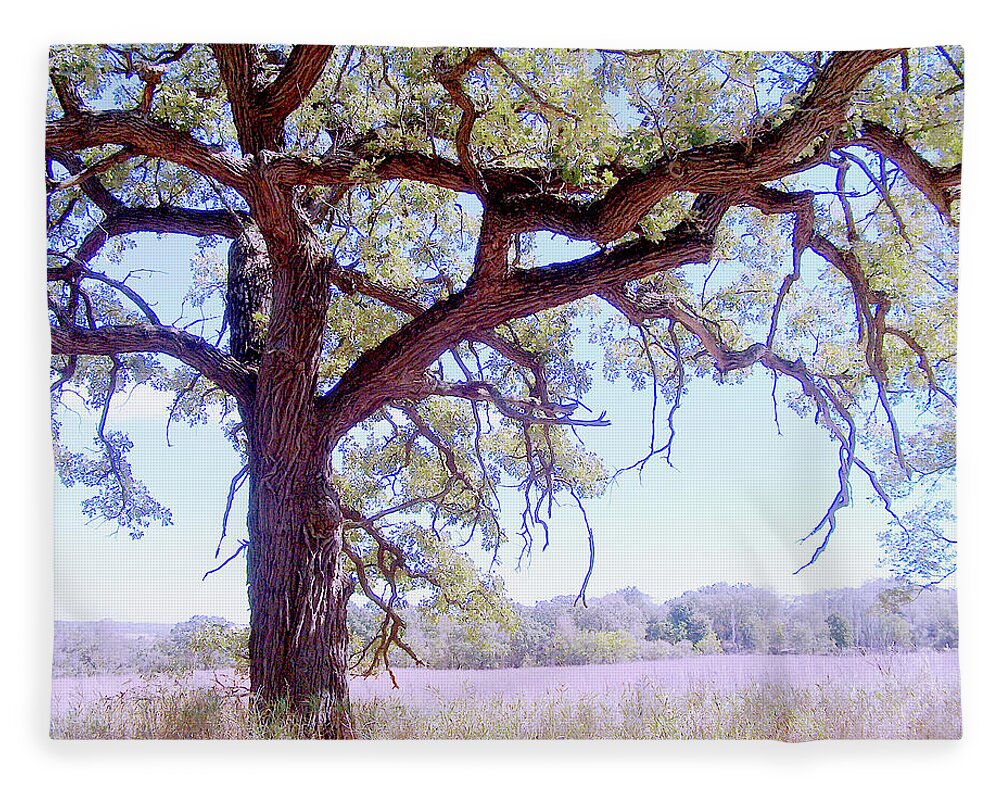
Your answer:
[244,449,355,737]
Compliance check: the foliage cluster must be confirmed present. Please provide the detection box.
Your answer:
[53,616,248,678]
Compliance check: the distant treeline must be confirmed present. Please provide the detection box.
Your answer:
[53,580,957,677]
[366,580,957,670]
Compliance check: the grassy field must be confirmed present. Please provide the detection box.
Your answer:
[50,653,961,740]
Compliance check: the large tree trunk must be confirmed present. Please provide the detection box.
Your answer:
[226,211,355,737]
[245,462,355,738]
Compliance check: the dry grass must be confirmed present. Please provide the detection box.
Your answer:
[51,655,961,740]
[355,681,961,740]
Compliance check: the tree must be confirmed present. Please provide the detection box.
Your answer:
[646,602,714,645]
[46,45,961,737]
[825,612,854,650]
[673,583,784,652]
[507,607,552,667]
[573,591,647,639]
[693,630,724,655]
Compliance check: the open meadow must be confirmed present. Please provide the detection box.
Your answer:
[51,652,960,740]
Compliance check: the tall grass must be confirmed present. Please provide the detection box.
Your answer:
[51,675,961,740]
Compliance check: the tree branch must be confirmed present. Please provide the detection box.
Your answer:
[47,251,162,325]
[853,121,961,219]
[317,201,722,441]
[212,44,333,155]
[46,147,134,196]
[262,45,335,125]
[492,49,900,242]
[48,151,124,216]
[267,149,474,193]
[211,44,271,154]
[273,51,896,245]
[46,110,248,191]
[74,204,245,265]
[50,323,254,402]
[434,49,492,198]
[425,379,610,427]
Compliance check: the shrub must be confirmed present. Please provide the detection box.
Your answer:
[693,631,723,655]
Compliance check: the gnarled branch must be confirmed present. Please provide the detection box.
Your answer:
[854,121,961,219]
[47,109,249,191]
[50,322,254,402]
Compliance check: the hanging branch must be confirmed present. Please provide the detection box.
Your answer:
[433,48,492,198]
[95,356,128,521]
[567,487,595,607]
[203,539,250,581]
[164,372,201,447]
[50,355,78,394]
[425,379,610,427]
[341,541,421,683]
[835,149,911,244]
[215,464,250,558]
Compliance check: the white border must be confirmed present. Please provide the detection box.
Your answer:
[6,3,996,788]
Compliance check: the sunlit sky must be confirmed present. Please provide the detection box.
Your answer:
[51,231,917,623]
[44,50,958,625]
[56,370,899,623]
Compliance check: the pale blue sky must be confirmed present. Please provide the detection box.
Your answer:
[51,231,907,622]
[53,366,896,623]
[46,59,956,625]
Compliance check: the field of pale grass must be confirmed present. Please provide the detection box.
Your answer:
[50,653,961,740]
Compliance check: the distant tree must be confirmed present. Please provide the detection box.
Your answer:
[646,618,685,643]
[646,602,714,645]
[742,616,770,653]
[676,583,785,651]
[923,620,959,650]
[52,624,105,676]
[574,592,646,639]
[179,618,251,672]
[826,612,854,649]
[548,622,639,665]
[904,587,959,649]
[48,45,961,736]
[693,630,724,655]
[169,614,232,642]
[876,586,914,615]
[879,614,913,649]
[617,586,656,617]
[685,612,715,646]
[507,609,552,667]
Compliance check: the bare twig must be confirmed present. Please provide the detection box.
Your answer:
[203,539,249,580]
[216,465,250,558]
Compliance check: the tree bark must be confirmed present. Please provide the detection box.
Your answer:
[225,225,271,366]
[245,461,355,738]
[225,204,355,737]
